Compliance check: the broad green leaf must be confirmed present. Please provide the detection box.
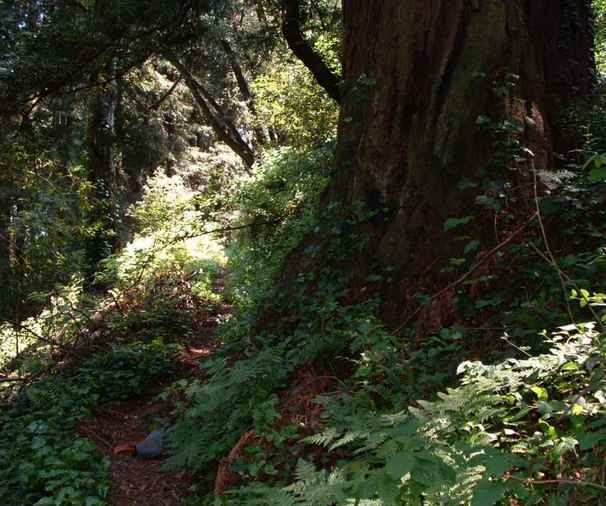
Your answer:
[476,115,491,126]
[377,473,401,504]
[464,240,481,255]
[471,479,508,506]
[579,431,606,450]
[561,362,579,371]
[552,436,578,459]
[385,453,414,480]
[475,195,502,211]
[570,403,584,416]
[530,386,548,401]
[444,216,474,231]
[589,164,606,181]
[482,453,516,477]
[458,178,479,190]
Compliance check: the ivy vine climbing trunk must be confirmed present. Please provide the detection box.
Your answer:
[339,0,594,328]
[277,0,595,332]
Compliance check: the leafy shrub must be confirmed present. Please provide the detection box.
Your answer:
[225,145,334,312]
[253,33,340,148]
[0,280,89,373]
[0,137,92,322]
[227,321,606,505]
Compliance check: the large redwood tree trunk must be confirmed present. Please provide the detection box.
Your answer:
[276,0,595,332]
[334,0,594,328]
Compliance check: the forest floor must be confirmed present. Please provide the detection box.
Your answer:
[77,279,230,506]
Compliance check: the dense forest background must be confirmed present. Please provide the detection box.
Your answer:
[1,1,606,505]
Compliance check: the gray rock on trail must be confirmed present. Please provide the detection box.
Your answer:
[135,428,166,459]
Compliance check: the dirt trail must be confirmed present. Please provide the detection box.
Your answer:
[80,386,192,506]
[79,291,230,505]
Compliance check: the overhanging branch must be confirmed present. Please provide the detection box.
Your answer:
[282,0,341,103]
[167,55,256,169]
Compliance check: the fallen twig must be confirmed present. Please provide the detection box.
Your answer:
[532,163,576,325]
[0,376,29,383]
[0,318,56,346]
[507,474,606,492]
[215,430,256,496]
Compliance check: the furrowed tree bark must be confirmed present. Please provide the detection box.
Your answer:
[273,0,594,332]
[344,0,594,328]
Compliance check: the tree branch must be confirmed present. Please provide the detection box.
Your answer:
[0,318,56,346]
[220,40,268,146]
[171,218,284,243]
[168,55,256,169]
[151,76,182,111]
[507,475,606,493]
[281,0,341,103]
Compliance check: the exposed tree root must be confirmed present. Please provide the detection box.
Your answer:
[214,430,258,497]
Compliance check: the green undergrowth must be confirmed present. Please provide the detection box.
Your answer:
[224,145,334,314]
[0,340,180,506]
[0,169,226,505]
[3,102,606,505]
[1,168,226,373]
[229,322,606,506]
[171,178,606,505]
[161,100,606,505]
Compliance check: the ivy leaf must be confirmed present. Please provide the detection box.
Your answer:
[570,403,585,416]
[464,240,481,255]
[530,386,548,401]
[587,155,606,181]
[552,436,578,459]
[475,195,502,211]
[412,455,456,485]
[377,473,401,504]
[561,361,579,372]
[470,450,520,478]
[458,178,478,190]
[482,453,518,478]
[578,430,606,450]
[476,115,491,127]
[385,452,414,480]
[444,216,474,231]
[471,479,508,506]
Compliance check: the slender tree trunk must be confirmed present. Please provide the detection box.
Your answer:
[169,56,256,170]
[221,40,269,147]
[50,91,75,166]
[84,67,118,285]
[0,207,11,320]
[276,0,594,331]
[82,0,124,286]
[9,204,26,324]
